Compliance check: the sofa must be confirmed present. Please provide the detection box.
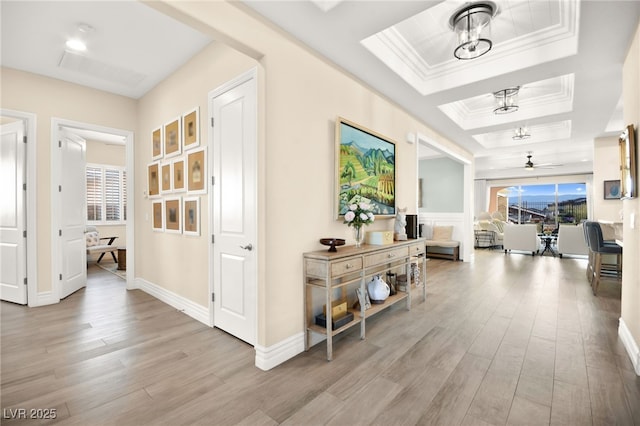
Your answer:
[503,224,541,256]
[425,225,460,261]
[556,223,588,257]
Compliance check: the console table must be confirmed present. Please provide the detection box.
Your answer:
[303,239,426,361]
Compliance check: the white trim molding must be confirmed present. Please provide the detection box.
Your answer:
[136,278,209,326]
[619,317,640,375]
[255,332,305,371]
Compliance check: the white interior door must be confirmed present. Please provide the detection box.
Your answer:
[0,121,27,304]
[59,130,87,299]
[211,72,257,345]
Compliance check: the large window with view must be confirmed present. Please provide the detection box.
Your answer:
[499,183,586,231]
[86,164,127,224]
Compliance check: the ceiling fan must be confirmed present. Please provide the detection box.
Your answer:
[524,152,561,170]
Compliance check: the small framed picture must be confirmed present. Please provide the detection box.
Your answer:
[604,180,621,199]
[182,107,199,151]
[161,163,172,194]
[187,148,207,194]
[164,197,182,234]
[172,158,186,192]
[183,197,200,236]
[152,127,163,160]
[152,200,164,231]
[148,162,160,198]
[164,117,182,158]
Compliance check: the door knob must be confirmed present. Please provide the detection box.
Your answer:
[240,244,253,251]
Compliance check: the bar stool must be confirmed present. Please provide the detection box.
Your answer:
[584,221,622,295]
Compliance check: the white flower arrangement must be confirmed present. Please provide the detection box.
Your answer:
[343,195,375,228]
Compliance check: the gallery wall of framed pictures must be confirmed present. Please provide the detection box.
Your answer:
[148,106,204,236]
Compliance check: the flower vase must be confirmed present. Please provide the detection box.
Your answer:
[353,226,365,248]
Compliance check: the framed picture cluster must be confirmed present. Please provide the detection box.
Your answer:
[149,107,205,236]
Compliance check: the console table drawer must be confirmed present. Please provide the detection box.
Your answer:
[409,242,425,256]
[365,247,409,267]
[331,257,363,277]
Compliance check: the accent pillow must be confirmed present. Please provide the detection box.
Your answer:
[86,231,99,247]
[432,226,453,241]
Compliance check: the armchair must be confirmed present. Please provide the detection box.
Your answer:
[85,226,118,263]
[557,224,588,257]
[503,224,541,256]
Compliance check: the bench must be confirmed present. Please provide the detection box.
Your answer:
[85,226,118,264]
[425,225,460,261]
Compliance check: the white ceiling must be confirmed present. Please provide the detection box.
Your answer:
[2,1,639,180]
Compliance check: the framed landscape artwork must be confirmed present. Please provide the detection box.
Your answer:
[619,124,637,199]
[152,200,163,231]
[164,117,182,158]
[165,197,182,233]
[335,117,396,218]
[183,197,200,236]
[152,127,163,160]
[148,163,160,197]
[187,148,207,194]
[182,107,199,150]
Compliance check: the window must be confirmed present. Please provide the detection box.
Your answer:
[86,164,126,224]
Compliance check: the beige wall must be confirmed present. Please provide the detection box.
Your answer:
[0,67,137,294]
[621,21,640,366]
[593,136,624,220]
[161,1,472,347]
[86,139,127,247]
[136,42,257,307]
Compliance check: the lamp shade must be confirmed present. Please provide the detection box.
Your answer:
[450,2,497,60]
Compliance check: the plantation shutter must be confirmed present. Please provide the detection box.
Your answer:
[104,168,121,221]
[86,166,102,221]
[122,170,127,221]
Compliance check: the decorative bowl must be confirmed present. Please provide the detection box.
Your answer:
[319,238,346,252]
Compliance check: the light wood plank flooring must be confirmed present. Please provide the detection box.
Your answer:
[2,251,638,425]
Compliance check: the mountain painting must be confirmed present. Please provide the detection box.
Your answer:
[336,118,396,217]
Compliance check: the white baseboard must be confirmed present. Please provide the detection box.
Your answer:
[619,317,640,376]
[135,278,210,326]
[255,332,305,371]
[29,291,58,307]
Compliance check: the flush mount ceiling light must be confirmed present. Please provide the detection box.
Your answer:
[449,1,498,60]
[513,126,531,140]
[493,86,520,114]
[65,23,94,52]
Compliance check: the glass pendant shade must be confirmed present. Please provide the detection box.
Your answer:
[451,2,496,60]
[493,87,520,114]
[513,127,530,140]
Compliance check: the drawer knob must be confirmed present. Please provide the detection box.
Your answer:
[388,253,395,258]
[345,263,353,269]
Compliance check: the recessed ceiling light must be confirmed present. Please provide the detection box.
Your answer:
[65,38,86,52]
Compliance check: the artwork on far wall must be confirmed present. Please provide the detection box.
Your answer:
[619,123,637,199]
[187,148,207,194]
[152,200,164,231]
[164,197,182,234]
[161,163,172,194]
[152,127,163,160]
[183,197,200,236]
[604,180,621,200]
[164,117,182,158]
[182,107,199,150]
[148,163,160,197]
[172,158,185,192]
[335,117,396,218]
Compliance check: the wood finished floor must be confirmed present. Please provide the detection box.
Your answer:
[2,251,639,425]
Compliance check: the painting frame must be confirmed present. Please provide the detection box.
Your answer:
[603,180,621,200]
[619,124,637,199]
[187,147,207,194]
[172,157,186,193]
[335,117,396,219]
[183,197,200,236]
[182,107,200,151]
[152,126,163,160]
[147,162,160,198]
[152,200,164,232]
[160,162,172,194]
[164,117,182,159]
[164,197,182,234]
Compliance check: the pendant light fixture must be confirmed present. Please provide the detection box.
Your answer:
[493,87,520,114]
[449,2,498,60]
[512,126,530,140]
